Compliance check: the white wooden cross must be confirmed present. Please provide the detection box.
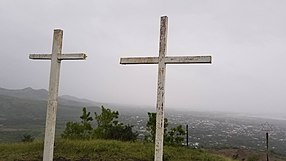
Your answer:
[29,29,87,161]
[120,16,212,161]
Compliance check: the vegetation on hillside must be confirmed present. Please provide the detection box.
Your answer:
[61,106,138,141]
[0,93,100,143]
[0,139,235,161]
[145,112,185,146]
[1,105,286,161]
[61,107,185,146]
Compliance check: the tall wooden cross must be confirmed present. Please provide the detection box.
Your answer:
[29,29,87,161]
[120,16,212,161]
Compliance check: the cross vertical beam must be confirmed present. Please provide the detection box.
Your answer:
[43,29,62,161]
[155,16,167,161]
[29,29,86,161]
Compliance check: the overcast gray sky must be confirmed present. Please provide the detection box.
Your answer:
[1,0,286,115]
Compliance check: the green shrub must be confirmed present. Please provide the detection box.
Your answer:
[62,106,137,141]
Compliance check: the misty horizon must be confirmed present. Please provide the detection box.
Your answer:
[1,1,286,116]
[1,86,286,118]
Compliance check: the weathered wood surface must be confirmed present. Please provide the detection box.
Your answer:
[43,29,62,161]
[29,53,86,60]
[154,16,168,161]
[120,56,211,64]
[29,29,86,161]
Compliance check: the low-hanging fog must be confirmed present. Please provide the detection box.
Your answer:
[1,0,286,116]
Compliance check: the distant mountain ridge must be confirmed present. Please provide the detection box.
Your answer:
[60,95,97,107]
[0,87,100,123]
[0,87,48,101]
[0,87,98,106]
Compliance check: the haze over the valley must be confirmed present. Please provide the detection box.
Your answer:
[1,0,286,115]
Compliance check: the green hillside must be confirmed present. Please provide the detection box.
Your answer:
[0,139,235,161]
[0,87,100,143]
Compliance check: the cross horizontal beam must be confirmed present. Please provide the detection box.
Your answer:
[120,56,211,64]
[29,53,87,60]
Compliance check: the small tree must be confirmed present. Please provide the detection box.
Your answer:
[145,112,185,146]
[165,125,185,146]
[80,107,93,138]
[94,106,119,127]
[93,106,138,141]
[146,112,168,143]
[61,107,93,139]
[93,106,119,139]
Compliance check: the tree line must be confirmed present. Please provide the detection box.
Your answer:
[61,106,186,146]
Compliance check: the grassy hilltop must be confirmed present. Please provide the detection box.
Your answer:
[0,139,234,161]
[1,88,286,160]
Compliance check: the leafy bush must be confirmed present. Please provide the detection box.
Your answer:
[165,125,185,146]
[61,107,93,139]
[93,106,137,141]
[62,106,137,141]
